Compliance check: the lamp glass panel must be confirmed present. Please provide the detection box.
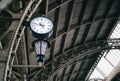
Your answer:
[34,40,48,55]
[41,41,48,55]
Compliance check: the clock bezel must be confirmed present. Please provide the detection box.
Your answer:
[30,16,54,39]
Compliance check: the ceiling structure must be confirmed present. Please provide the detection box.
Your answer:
[0,0,120,81]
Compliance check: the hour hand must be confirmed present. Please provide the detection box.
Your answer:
[39,23,45,28]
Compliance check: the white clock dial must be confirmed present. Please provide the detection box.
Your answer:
[30,17,53,34]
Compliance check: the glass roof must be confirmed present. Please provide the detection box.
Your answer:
[89,22,120,80]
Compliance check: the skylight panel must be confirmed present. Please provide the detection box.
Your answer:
[89,21,120,80]
[89,68,104,79]
[97,57,114,76]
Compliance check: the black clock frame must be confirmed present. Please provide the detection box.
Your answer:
[22,17,53,39]
[30,29,53,39]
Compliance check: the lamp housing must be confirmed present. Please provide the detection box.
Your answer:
[32,39,50,63]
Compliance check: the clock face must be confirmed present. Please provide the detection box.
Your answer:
[30,17,53,34]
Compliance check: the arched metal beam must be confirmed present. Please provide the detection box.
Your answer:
[46,39,120,67]
[46,39,120,81]
[4,0,43,81]
[28,39,120,80]
[46,47,108,81]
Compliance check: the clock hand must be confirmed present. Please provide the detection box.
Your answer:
[39,23,45,28]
